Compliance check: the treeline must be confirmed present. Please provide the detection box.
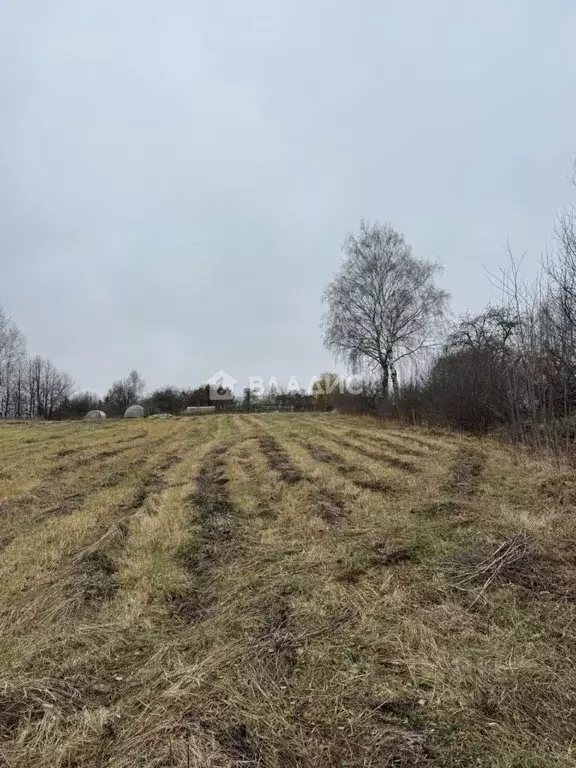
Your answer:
[0,310,74,418]
[324,166,576,447]
[142,384,322,415]
[60,382,332,419]
[4,163,576,447]
[59,382,223,419]
[0,311,328,420]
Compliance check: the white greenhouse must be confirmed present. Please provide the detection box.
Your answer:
[124,404,145,419]
[85,410,107,421]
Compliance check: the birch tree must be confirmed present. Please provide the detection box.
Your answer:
[322,220,449,398]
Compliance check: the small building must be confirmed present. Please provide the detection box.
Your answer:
[124,404,145,419]
[85,410,107,421]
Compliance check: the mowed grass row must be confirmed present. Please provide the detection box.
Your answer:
[0,414,575,767]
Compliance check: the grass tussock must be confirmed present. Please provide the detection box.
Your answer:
[0,413,575,767]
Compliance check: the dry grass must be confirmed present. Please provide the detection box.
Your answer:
[0,413,575,766]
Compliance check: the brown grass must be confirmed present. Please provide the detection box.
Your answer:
[0,413,574,766]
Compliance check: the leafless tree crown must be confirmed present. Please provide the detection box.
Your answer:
[322,220,449,397]
[0,307,74,418]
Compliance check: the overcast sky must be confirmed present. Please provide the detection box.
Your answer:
[1,1,575,395]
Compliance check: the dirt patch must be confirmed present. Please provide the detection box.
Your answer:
[312,486,348,524]
[335,565,368,584]
[258,598,298,683]
[50,444,135,476]
[422,427,461,442]
[204,701,438,768]
[50,433,175,478]
[334,547,411,582]
[0,463,141,551]
[73,444,136,468]
[411,500,464,518]
[259,435,303,483]
[254,498,277,519]
[354,477,395,493]
[27,491,87,522]
[346,430,425,458]
[187,445,237,564]
[296,719,436,768]
[172,444,241,620]
[134,453,182,507]
[56,446,77,458]
[0,689,46,739]
[301,440,398,494]
[370,697,427,730]
[444,447,486,495]
[378,437,425,458]
[116,431,148,443]
[67,523,129,607]
[15,450,177,536]
[300,439,355,471]
[43,492,88,518]
[473,664,576,745]
[538,473,576,507]
[329,437,418,474]
[214,723,265,766]
[0,493,41,514]
[0,491,88,551]
[0,679,91,740]
[74,550,119,605]
[97,469,134,488]
[303,440,348,466]
[388,431,442,451]
[369,540,414,567]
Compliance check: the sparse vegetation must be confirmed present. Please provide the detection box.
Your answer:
[1,412,575,766]
[3,4,575,764]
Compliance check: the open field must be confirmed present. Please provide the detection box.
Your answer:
[0,414,575,767]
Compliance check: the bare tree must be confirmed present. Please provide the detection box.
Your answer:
[322,220,449,398]
[424,306,522,432]
[26,356,75,418]
[541,168,576,392]
[446,305,519,355]
[310,372,342,410]
[0,304,74,419]
[0,308,27,418]
[104,370,146,415]
[10,357,29,419]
